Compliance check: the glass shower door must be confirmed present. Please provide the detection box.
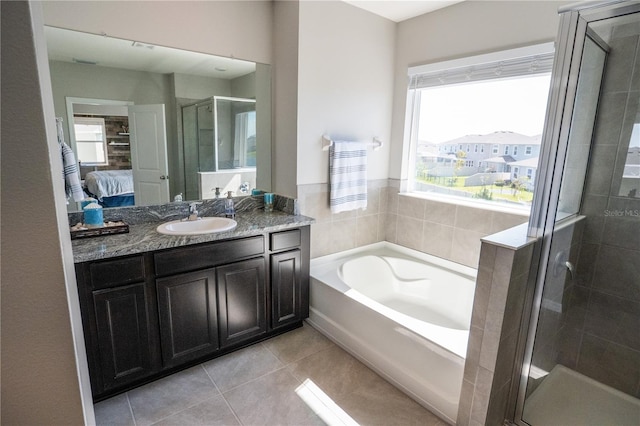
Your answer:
[517,2,640,425]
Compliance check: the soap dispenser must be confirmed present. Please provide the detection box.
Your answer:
[225,191,235,219]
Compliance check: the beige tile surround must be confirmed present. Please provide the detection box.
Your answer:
[299,179,529,268]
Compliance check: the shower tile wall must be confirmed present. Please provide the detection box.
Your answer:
[299,180,529,267]
[535,26,640,399]
[528,218,585,392]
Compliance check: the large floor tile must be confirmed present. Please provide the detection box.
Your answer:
[288,345,446,426]
[152,394,239,426]
[224,368,324,426]
[262,323,334,365]
[202,343,284,392]
[128,366,219,426]
[94,393,135,426]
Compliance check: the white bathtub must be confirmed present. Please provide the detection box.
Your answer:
[308,242,477,424]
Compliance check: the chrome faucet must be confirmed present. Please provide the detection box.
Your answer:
[187,202,201,221]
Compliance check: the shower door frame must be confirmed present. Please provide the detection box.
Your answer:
[514,1,640,424]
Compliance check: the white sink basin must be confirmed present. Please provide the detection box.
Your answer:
[156,217,237,235]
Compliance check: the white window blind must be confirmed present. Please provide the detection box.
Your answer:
[408,43,555,89]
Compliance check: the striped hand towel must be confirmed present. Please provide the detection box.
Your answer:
[61,142,85,202]
[329,140,367,213]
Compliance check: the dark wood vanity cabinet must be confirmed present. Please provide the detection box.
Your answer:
[217,257,267,348]
[75,255,160,396]
[156,268,219,368]
[269,229,310,330]
[75,226,310,401]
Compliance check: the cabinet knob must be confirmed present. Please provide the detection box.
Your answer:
[160,175,169,180]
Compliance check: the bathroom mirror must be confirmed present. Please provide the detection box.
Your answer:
[45,25,272,211]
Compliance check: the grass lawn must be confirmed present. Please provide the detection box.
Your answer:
[417,176,534,203]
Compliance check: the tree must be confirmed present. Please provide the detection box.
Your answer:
[511,177,529,199]
[451,151,467,185]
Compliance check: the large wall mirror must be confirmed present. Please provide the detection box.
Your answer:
[45,26,272,211]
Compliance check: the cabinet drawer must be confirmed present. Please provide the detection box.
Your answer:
[270,229,301,252]
[89,256,145,290]
[154,236,265,276]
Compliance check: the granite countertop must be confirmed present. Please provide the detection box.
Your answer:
[71,210,315,263]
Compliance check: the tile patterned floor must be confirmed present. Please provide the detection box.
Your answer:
[94,322,447,426]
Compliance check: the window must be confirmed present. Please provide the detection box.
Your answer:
[407,43,553,208]
[514,166,520,177]
[525,145,532,155]
[527,168,533,179]
[73,116,108,166]
[513,145,518,156]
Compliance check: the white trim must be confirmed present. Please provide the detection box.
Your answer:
[408,42,555,77]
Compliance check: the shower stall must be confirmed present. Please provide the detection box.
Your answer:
[181,96,257,200]
[514,1,640,424]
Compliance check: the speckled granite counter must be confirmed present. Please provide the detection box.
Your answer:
[70,195,314,263]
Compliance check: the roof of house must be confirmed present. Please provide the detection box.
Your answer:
[509,157,540,168]
[484,155,516,164]
[428,131,541,146]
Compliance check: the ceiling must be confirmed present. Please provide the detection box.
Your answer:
[342,0,465,22]
[45,2,463,78]
[44,26,256,80]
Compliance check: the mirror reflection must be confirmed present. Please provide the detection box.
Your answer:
[45,26,271,211]
[617,108,640,198]
[181,96,258,200]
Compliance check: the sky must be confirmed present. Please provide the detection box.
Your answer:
[418,74,552,143]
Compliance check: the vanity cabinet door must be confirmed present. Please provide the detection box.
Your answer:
[93,283,155,391]
[217,257,267,348]
[156,269,219,368]
[270,249,302,329]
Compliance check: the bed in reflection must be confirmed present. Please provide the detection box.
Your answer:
[84,170,135,207]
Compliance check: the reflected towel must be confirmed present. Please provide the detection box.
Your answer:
[61,142,84,202]
[329,140,367,214]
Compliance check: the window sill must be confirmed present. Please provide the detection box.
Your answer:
[399,191,531,217]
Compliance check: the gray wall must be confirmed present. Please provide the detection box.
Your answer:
[1,2,90,423]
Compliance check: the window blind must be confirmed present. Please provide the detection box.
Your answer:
[409,44,555,90]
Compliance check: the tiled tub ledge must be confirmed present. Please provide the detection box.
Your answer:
[458,222,538,426]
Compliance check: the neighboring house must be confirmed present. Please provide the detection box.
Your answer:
[416,131,540,188]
